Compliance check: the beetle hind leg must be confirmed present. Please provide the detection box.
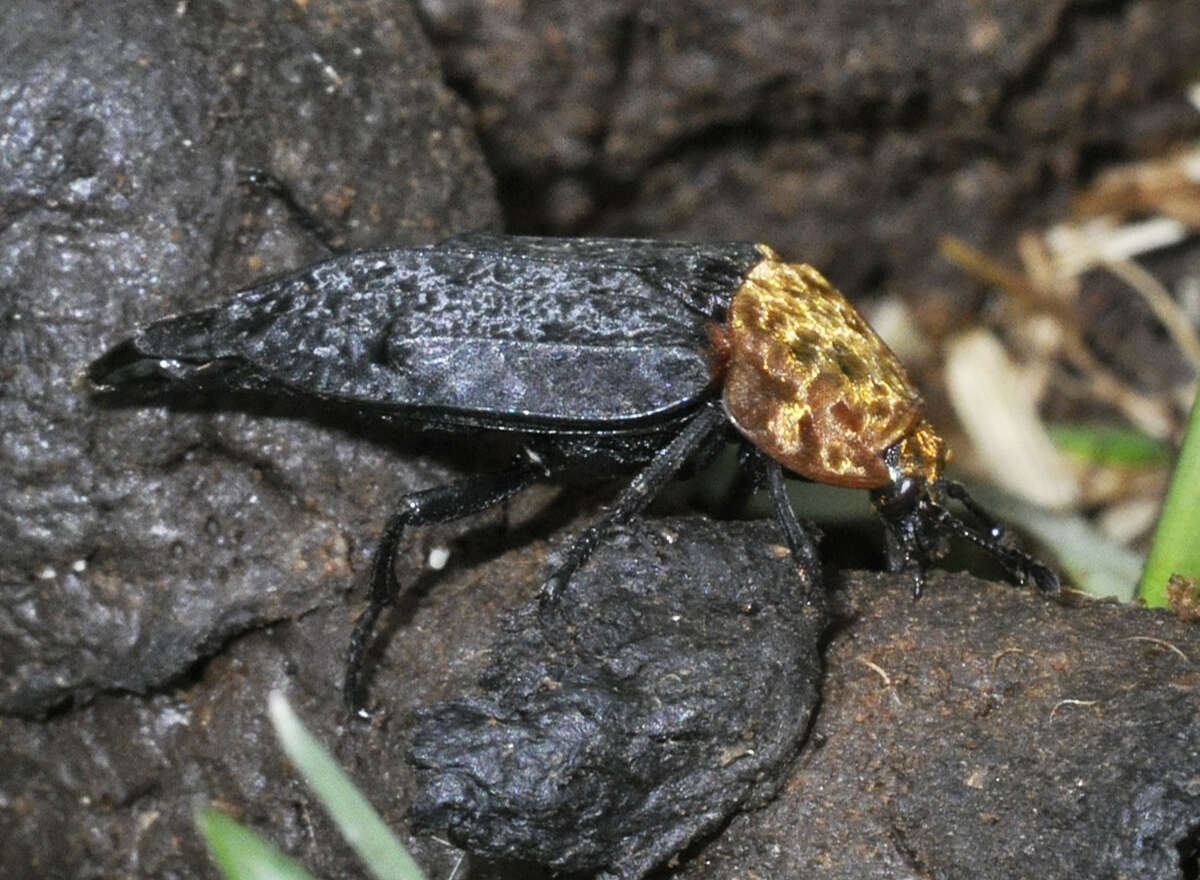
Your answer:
[240,168,342,255]
[344,457,544,714]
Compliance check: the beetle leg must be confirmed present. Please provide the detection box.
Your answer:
[240,168,341,254]
[761,454,823,589]
[344,457,545,713]
[876,504,927,598]
[713,443,767,514]
[923,492,1060,594]
[539,403,727,602]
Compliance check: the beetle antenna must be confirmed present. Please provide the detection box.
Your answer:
[939,480,1004,539]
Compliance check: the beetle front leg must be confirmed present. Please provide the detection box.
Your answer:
[345,457,544,714]
[540,403,727,602]
[876,505,927,598]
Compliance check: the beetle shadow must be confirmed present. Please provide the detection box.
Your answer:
[85,382,596,555]
[88,380,620,519]
[90,381,630,682]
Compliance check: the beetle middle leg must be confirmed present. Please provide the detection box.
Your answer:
[345,456,545,712]
[761,453,824,589]
[540,402,728,602]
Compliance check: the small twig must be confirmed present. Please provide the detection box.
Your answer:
[1102,257,1200,372]
[1122,635,1190,662]
[858,656,892,688]
[940,234,1176,439]
[1049,699,1099,721]
[991,647,1036,671]
[857,656,904,709]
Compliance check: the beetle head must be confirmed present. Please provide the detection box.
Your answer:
[870,444,1059,597]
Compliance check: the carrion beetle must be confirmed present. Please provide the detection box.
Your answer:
[87,234,1059,710]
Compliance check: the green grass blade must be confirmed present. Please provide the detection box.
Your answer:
[1047,422,1169,467]
[1139,392,1200,606]
[268,692,428,880]
[195,806,322,880]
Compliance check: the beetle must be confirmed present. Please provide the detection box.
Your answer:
[87,234,1059,710]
